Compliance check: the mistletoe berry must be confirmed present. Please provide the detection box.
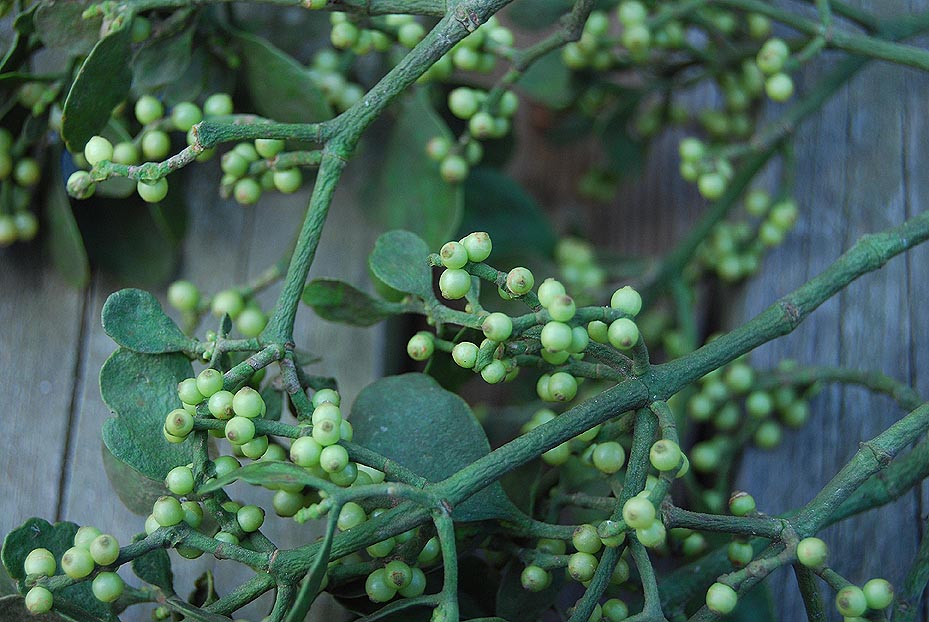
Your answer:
[706,582,738,614]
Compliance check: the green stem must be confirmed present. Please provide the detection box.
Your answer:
[793,564,827,622]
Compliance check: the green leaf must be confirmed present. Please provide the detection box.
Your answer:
[302,279,402,327]
[99,349,193,503]
[232,30,331,123]
[600,106,645,177]
[495,560,563,622]
[0,594,69,621]
[131,25,194,92]
[33,0,101,56]
[61,25,132,152]
[260,386,282,422]
[44,154,90,288]
[102,288,196,354]
[130,535,174,593]
[0,569,15,596]
[368,91,462,249]
[101,443,170,516]
[1,519,115,621]
[518,49,575,110]
[0,7,37,75]
[727,580,775,622]
[350,373,519,521]
[74,189,184,286]
[460,167,557,259]
[367,230,435,300]
[505,0,572,30]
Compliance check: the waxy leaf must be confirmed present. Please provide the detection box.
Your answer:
[506,0,572,30]
[460,167,556,259]
[518,49,575,110]
[101,443,170,516]
[233,31,331,123]
[369,91,462,249]
[45,153,90,288]
[496,559,563,622]
[350,373,519,521]
[0,7,38,75]
[132,25,194,92]
[100,349,193,512]
[34,0,101,56]
[131,535,174,593]
[61,26,132,152]
[302,278,403,326]
[102,288,196,354]
[1,519,115,620]
[367,230,435,300]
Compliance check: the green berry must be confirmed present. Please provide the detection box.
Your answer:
[25,586,53,614]
[697,172,726,199]
[617,0,647,25]
[204,93,234,117]
[754,420,782,448]
[14,158,40,186]
[168,280,200,312]
[862,578,894,610]
[835,586,867,617]
[426,136,451,161]
[61,546,94,578]
[312,388,340,408]
[728,491,756,516]
[221,151,250,178]
[233,178,262,205]
[724,363,755,393]
[172,102,202,132]
[756,38,789,74]
[338,502,367,530]
[622,497,656,529]
[14,211,38,241]
[312,402,342,425]
[602,599,628,622]
[141,130,171,160]
[690,441,721,472]
[706,582,738,614]
[439,268,471,299]
[482,312,513,342]
[765,72,794,102]
[153,496,185,527]
[89,534,120,566]
[452,341,479,368]
[610,286,642,317]
[384,560,413,589]
[541,321,573,352]
[237,505,265,532]
[548,295,576,322]
[439,154,469,183]
[521,565,551,592]
[208,391,235,420]
[312,418,341,446]
[505,267,534,295]
[592,441,626,474]
[568,552,598,582]
[481,359,507,384]
[165,408,194,437]
[366,537,396,558]
[588,320,609,343]
[273,168,303,194]
[181,501,204,528]
[254,138,285,159]
[24,548,56,577]
[418,536,441,564]
[542,441,571,465]
[399,567,427,598]
[460,231,492,262]
[548,372,578,402]
[365,568,397,603]
[84,136,113,166]
[165,465,195,495]
[572,524,602,554]
[636,519,666,548]
[66,170,95,199]
[75,526,103,547]
[290,436,323,467]
[177,378,204,406]
[138,178,169,203]
[649,439,682,472]
[468,111,495,139]
[196,368,224,398]
[320,444,349,473]
[407,332,435,361]
[225,416,256,445]
[233,387,265,418]
[608,318,639,350]
[135,95,164,125]
[440,240,469,269]
[212,290,245,319]
[727,541,754,567]
[796,537,827,568]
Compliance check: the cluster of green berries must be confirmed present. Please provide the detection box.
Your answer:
[693,189,800,282]
[684,358,813,470]
[329,13,425,55]
[522,535,631,606]
[0,128,40,247]
[167,280,269,338]
[553,238,607,302]
[677,138,736,201]
[427,85,519,184]
[219,138,304,206]
[420,15,513,83]
[66,93,234,202]
[308,49,365,113]
[22,527,125,614]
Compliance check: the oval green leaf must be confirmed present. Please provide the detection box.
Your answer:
[61,25,132,152]
[130,535,174,594]
[102,288,196,354]
[350,373,519,521]
[302,278,404,326]
[367,230,435,300]
[99,348,193,506]
[33,0,101,56]
[232,30,332,123]
[368,91,462,249]
[197,461,330,495]
[131,25,194,92]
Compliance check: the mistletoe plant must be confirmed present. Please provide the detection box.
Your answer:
[2,0,929,621]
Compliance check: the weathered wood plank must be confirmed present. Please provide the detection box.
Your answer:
[0,242,85,544]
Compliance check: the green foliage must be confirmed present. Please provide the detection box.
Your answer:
[130,535,174,593]
[302,278,403,326]
[102,289,197,353]
[44,153,90,287]
[367,230,435,300]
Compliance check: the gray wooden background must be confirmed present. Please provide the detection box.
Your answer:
[2,0,928,619]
